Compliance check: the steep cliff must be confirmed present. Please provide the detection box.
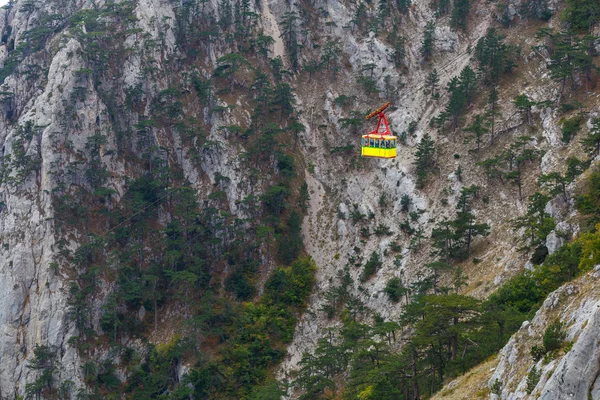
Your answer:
[0,0,598,398]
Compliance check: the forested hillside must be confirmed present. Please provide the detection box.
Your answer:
[0,0,598,398]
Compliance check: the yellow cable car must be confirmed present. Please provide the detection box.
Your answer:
[361,102,397,159]
[361,135,397,158]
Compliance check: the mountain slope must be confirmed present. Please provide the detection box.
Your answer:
[0,0,598,398]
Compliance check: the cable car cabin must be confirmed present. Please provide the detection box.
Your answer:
[361,135,397,158]
[362,102,397,159]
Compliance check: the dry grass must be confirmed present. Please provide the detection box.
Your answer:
[432,356,498,400]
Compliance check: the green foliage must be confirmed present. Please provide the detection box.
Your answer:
[320,267,353,319]
[413,133,436,188]
[526,366,541,394]
[450,0,470,30]
[566,157,589,181]
[299,182,310,211]
[512,192,556,251]
[321,40,342,77]
[513,94,536,124]
[562,0,600,32]
[295,208,600,399]
[262,184,290,216]
[491,379,502,395]
[561,114,584,143]
[425,69,440,98]
[389,29,406,68]
[537,29,596,93]
[265,257,316,306]
[26,345,58,399]
[361,252,382,282]
[531,344,546,361]
[575,168,600,230]
[432,186,489,260]
[126,339,189,397]
[276,153,295,177]
[4,121,41,185]
[385,277,408,303]
[374,223,392,236]
[421,20,435,61]
[401,194,411,212]
[475,29,517,85]
[521,0,552,20]
[543,320,566,352]
[464,114,488,150]
[249,380,287,399]
[581,118,600,158]
[280,11,300,70]
[225,259,259,300]
[435,66,477,131]
[538,172,570,200]
[277,211,303,264]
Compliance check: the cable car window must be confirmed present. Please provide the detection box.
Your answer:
[376,139,380,148]
[386,140,390,148]
[370,138,374,147]
[392,140,396,147]
[361,138,364,146]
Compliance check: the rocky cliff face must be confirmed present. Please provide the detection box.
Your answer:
[490,271,600,399]
[0,0,598,397]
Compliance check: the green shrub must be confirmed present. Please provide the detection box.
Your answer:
[526,365,541,394]
[491,379,502,395]
[560,115,583,143]
[531,345,545,361]
[361,252,382,281]
[264,257,316,307]
[543,320,566,352]
[385,277,407,302]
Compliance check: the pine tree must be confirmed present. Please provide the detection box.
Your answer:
[450,0,470,30]
[504,136,541,200]
[413,133,436,188]
[573,34,597,92]
[464,114,488,151]
[215,53,250,93]
[352,2,367,33]
[389,29,406,68]
[477,156,504,183]
[452,185,489,258]
[431,219,456,261]
[396,0,411,14]
[512,192,555,250]
[437,0,451,15]
[459,66,477,106]
[475,28,510,85]
[445,77,466,131]
[426,261,453,293]
[421,20,435,61]
[520,0,551,20]
[486,87,500,144]
[562,0,600,33]
[219,0,233,30]
[452,267,468,293]
[513,94,536,125]
[425,69,440,99]
[538,172,570,201]
[280,11,300,70]
[581,118,600,157]
[378,0,390,21]
[272,82,296,121]
[321,40,342,78]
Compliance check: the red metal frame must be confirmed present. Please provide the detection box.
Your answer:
[365,102,393,137]
[368,112,392,137]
